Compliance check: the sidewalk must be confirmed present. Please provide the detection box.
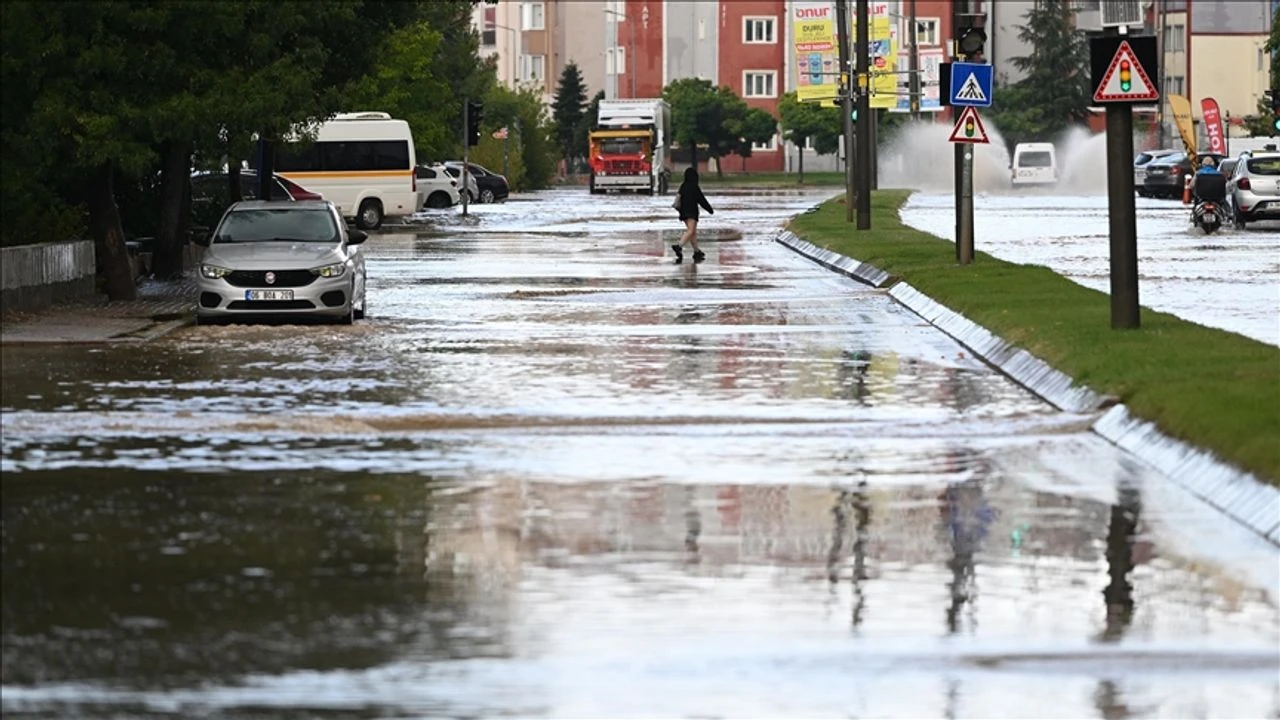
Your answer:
[0,275,196,345]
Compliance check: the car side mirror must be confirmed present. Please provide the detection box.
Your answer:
[194,233,212,248]
[347,229,368,245]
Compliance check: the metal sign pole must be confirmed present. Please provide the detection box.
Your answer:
[462,99,470,217]
[1103,27,1140,329]
[855,0,872,230]
[836,0,855,224]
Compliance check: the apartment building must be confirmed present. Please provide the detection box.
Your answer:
[473,1,611,106]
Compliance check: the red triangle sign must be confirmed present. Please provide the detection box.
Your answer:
[1093,41,1158,102]
[948,106,990,144]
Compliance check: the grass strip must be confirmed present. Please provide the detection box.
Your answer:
[788,190,1280,485]
[700,171,847,187]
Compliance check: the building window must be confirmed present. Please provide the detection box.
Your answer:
[752,134,778,152]
[1165,75,1184,95]
[482,6,496,46]
[743,71,777,98]
[522,2,545,31]
[743,17,776,44]
[606,47,627,76]
[1163,24,1184,52]
[521,54,545,84]
[912,18,940,46]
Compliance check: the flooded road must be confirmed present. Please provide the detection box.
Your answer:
[900,193,1280,347]
[3,188,1278,718]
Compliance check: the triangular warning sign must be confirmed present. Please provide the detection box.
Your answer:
[948,106,990,144]
[1093,41,1158,102]
[955,73,987,103]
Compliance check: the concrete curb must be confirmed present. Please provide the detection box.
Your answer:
[774,228,1280,546]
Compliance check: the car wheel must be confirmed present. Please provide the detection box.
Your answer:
[356,199,383,230]
[479,189,495,204]
[426,191,451,209]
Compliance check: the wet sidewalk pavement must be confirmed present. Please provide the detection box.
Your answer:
[0,275,195,345]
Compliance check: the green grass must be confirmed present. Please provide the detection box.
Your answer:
[788,190,1280,484]
[699,171,847,187]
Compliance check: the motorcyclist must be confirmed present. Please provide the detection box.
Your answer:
[1195,156,1220,175]
[1191,155,1228,228]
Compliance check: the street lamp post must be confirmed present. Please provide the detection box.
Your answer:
[604,8,635,98]
[494,23,519,88]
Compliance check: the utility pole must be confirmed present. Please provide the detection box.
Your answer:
[909,0,921,120]
[855,0,872,229]
[1155,0,1166,149]
[628,14,636,98]
[836,0,856,224]
[951,0,968,262]
[462,99,471,217]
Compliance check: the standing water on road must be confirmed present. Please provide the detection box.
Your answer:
[883,120,1280,346]
[3,188,1278,718]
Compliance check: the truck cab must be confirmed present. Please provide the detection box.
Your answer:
[587,99,673,195]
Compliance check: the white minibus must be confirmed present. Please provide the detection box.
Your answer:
[273,112,418,229]
[1010,142,1058,188]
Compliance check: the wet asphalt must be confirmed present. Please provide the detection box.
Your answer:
[2,187,1277,719]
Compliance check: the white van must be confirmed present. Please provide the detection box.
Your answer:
[1010,143,1058,188]
[274,112,418,230]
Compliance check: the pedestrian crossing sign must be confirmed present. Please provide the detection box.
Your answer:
[948,62,993,108]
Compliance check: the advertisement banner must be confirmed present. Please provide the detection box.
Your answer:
[852,2,898,109]
[793,1,839,102]
[1199,97,1226,156]
[890,47,945,113]
[1167,94,1197,156]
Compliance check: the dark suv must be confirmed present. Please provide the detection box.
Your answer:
[443,162,509,203]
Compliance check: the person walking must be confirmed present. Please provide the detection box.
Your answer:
[671,167,714,263]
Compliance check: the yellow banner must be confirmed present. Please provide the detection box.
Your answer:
[852,11,898,109]
[1167,94,1197,156]
[794,1,838,103]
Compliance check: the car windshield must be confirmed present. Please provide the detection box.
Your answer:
[1134,153,1154,165]
[215,208,337,244]
[1246,157,1280,175]
[1017,151,1053,168]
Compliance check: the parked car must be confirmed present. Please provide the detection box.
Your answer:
[414,165,461,209]
[191,170,322,230]
[443,161,510,203]
[195,200,367,325]
[1227,151,1280,228]
[1134,149,1179,196]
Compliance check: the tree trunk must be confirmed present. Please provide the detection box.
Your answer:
[798,145,805,185]
[714,155,723,178]
[85,162,137,301]
[152,140,192,279]
[228,162,242,207]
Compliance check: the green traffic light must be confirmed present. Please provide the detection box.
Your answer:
[851,110,858,122]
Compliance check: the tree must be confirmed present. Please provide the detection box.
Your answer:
[551,62,589,175]
[779,92,840,183]
[661,78,752,176]
[732,108,779,172]
[466,84,558,192]
[988,0,1091,150]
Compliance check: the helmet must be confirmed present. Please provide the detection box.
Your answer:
[1200,156,1217,168]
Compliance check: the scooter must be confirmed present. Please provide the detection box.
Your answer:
[1191,199,1226,234]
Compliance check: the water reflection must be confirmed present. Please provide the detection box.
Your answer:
[1100,482,1141,643]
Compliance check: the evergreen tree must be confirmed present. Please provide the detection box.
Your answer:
[989,0,1091,149]
[1242,6,1278,137]
[551,62,588,174]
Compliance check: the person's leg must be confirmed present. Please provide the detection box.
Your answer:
[690,220,705,261]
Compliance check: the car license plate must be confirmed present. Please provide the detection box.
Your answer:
[245,289,294,301]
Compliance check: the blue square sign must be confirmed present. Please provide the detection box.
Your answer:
[949,63,993,108]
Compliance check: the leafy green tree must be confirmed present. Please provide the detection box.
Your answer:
[551,62,589,175]
[731,108,779,172]
[988,0,1091,150]
[779,92,839,182]
[661,78,753,176]
[466,84,557,191]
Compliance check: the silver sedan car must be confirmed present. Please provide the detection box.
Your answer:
[195,200,368,324]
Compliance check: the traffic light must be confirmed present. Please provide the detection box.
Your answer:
[955,13,987,61]
[851,108,858,122]
[963,114,976,139]
[1271,89,1280,133]
[1119,59,1132,93]
[466,101,483,146]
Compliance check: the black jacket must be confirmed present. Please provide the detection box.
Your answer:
[677,182,713,221]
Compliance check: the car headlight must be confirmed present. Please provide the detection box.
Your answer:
[310,262,347,278]
[201,264,231,279]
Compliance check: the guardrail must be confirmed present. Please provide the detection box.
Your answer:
[0,240,96,315]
